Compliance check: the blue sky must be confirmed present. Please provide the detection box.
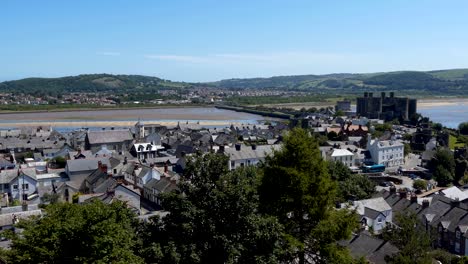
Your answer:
[1,0,468,82]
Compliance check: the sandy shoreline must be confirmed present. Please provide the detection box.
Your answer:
[417,98,468,109]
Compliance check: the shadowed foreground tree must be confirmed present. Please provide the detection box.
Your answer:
[328,160,375,201]
[429,148,455,186]
[382,211,433,264]
[258,128,358,264]
[139,153,291,264]
[3,200,143,264]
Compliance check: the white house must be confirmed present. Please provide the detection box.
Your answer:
[367,134,404,167]
[352,197,393,233]
[224,144,281,170]
[10,171,38,202]
[331,149,355,168]
[125,164,162,190]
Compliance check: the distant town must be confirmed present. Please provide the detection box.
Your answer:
[0,90,466,262]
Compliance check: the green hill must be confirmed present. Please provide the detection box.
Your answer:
[0,74,191,96]
[213,69,468,95]
[2,69,468,96]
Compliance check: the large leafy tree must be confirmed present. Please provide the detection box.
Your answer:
[328,160,375,201]
[429,148,455,186]
[140,153,290,264]
[4,200,143,264]
[382,211,433,264]
[258,128,358,264]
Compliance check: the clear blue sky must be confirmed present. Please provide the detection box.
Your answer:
[2,0,468,82]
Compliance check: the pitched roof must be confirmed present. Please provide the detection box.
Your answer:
[87,129,133,144]
[331,149,354,157]
[66,158,110,173]
[354,197,392,216]
[225,144,281,161]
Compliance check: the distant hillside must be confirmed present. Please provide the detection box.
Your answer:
[213,69,468,95]
[0,74,192,95]
[2,69,468,96]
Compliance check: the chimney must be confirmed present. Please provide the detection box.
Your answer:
[422,199,430,208]
[390,92,394,98]
[218,145,225,153]
[410,193,418,203]
[235,144,241,151]
[364,92,368,98]
[164,162,168,173]
[451,198,460,207]
[100,164,108,173]
[389,186,396,194]
[399,190,408,199]
[381,92,386,99]
[251,144,257,150]
[369,92,373,97]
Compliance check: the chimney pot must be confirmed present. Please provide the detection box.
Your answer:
[422,199,430,208]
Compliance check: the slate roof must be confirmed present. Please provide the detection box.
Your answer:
[66,158,110,173]
[94,177,117,193]
[87,129,133,144]
[341,232,399,263]
[224,144,281,161]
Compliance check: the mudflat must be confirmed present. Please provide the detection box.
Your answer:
[0,107,272,127]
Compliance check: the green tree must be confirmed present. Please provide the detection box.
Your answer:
[429,148,455,186]
[142,153,290,264]
[459,122,468,135]
[454,158,468,185]
[432,122,443,132]
[382,211,433,264]
[258,128,358,264]
[404,143,412,157]
[328,161,375,201]
[413,179,427,191]
[3,200,143,264]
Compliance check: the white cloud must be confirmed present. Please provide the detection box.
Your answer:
[145,54,210,63]
[144,51,363,66]
[97,51,121,56]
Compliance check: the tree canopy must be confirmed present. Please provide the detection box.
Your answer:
[139,153,291,264]
[258,128,358,263]
[4,200,143,264]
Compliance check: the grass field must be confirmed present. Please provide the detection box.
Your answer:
[449,134,466,149]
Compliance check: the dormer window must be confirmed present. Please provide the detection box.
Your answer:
[438,226,443,232]
[456,230,461,239]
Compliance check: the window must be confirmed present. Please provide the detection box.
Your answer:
[455,242,460,253]
[247,160,251,165]
[230,161,235,168]
[456,230,461,239]
[378,217,383,223]
[13,184,18,190]
[3,184,9,189]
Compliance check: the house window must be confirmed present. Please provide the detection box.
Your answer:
[230,161,235,168]
[456,230,461,239]
[22,184,29,190]
[3,184,9,189]
[247,160,251,165]
[455,242,460,253]
[13,184,18,190]
[240,163,244,167]
[378,217,383,223]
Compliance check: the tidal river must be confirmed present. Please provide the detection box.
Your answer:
[418,99,468,129]
[0,107,276,128]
